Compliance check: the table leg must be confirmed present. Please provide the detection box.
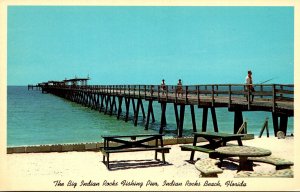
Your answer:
[160,136,164,162]
[103,139,107,163]
[162,151,166,164]
[222,140,227,146]
[107,154,110,169]
[237,138,243,146]
[190,136,198,161]
[155,138,158,160]
[238,156,253,172]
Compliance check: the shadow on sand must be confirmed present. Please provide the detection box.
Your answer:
[220,158,260,171]
[103,159,173,171]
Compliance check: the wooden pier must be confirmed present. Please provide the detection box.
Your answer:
[28,84,42,90]
[30,78,294,137]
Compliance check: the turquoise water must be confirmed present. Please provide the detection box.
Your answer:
[7,86,294,147]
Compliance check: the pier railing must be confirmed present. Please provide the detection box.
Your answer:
[43,83,293,113]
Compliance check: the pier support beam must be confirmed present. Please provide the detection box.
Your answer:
[105,96,110,114]
[91,93,97,109]
[81,92,85,106]
[279,116,288,135]
[125,98,131,122]
[117,97,123,120]
[178,104,185,137]
[161,102,167,127]
[109,96,112,112]
[85,93,89,107]
[114,98,117,112]
[151,104,155,123]
[272,113,279,136]
[134,99,141,126]
[109,96,116,116]
[132,98,136,115]
[190,105,197,132]
[140,100,146,119]
[87,93,92,108]
[211,107,219,132]
[159,102,167,134]
[234,111,244,134]
[201,107,218,132]
[82,92,86,105]
[95,94,100,110]
[174,104,179,129]
[99,95,105,112]
[272,113,288,136]
[202,107,208,132]
[145,100,153,130]
[92,93,96,109]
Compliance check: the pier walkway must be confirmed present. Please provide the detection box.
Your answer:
[31,80,293,137]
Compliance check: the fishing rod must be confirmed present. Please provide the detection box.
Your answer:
[251,77,276,88]
[256,77,277,85]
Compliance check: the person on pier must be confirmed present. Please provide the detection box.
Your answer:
[177,79,183,97]
[245,70,255,102]
[161,79,167,95]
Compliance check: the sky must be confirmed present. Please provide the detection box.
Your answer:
[7,6,294,85]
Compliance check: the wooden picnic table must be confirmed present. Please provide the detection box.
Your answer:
[101,133,170,169]
[187,132,245,161]
[216,146,272,172]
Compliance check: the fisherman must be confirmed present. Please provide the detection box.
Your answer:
[161,79,166,95]
[245,70,255,102]
[177,79,183,97]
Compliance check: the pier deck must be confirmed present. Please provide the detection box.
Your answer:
[31,80,294,137]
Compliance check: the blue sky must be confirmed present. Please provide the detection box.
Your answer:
[8,6,294,85]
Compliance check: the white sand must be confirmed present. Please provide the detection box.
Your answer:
[0,136,298,191]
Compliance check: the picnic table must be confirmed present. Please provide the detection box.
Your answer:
[216,146,272,171]
[100,134,170,169]
[181,132,245,161]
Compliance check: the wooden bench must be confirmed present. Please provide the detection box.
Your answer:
[195,158,223,177]
[248,156,294,170]
[235,169,293,178]
[101,134,170,169]
[180,144,219,159]
[180,143,239,160]
[184,132,245,162]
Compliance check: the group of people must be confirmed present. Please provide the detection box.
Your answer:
[160,79,183,97]
[159,70,255,101]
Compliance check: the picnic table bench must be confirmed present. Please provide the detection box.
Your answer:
[100,134,170,169]
[180,143,219,159]
[235,169,293,178]
[248,156,294,170]
[195,158,223,177]
[180,132,245,161]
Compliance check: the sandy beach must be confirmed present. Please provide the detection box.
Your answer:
[0,136,298,191]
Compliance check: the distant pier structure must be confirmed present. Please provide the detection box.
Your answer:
[64,77,90,87]
[29,77,90,93]
[28,83,44,91]
[29,77,294,138]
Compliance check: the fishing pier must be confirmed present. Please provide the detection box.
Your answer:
[30,78,294,137]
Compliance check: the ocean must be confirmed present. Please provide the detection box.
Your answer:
[7,86,294,147]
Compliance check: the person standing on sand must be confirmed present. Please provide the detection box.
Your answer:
[245,70,255,102]
[177,79,183,97]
